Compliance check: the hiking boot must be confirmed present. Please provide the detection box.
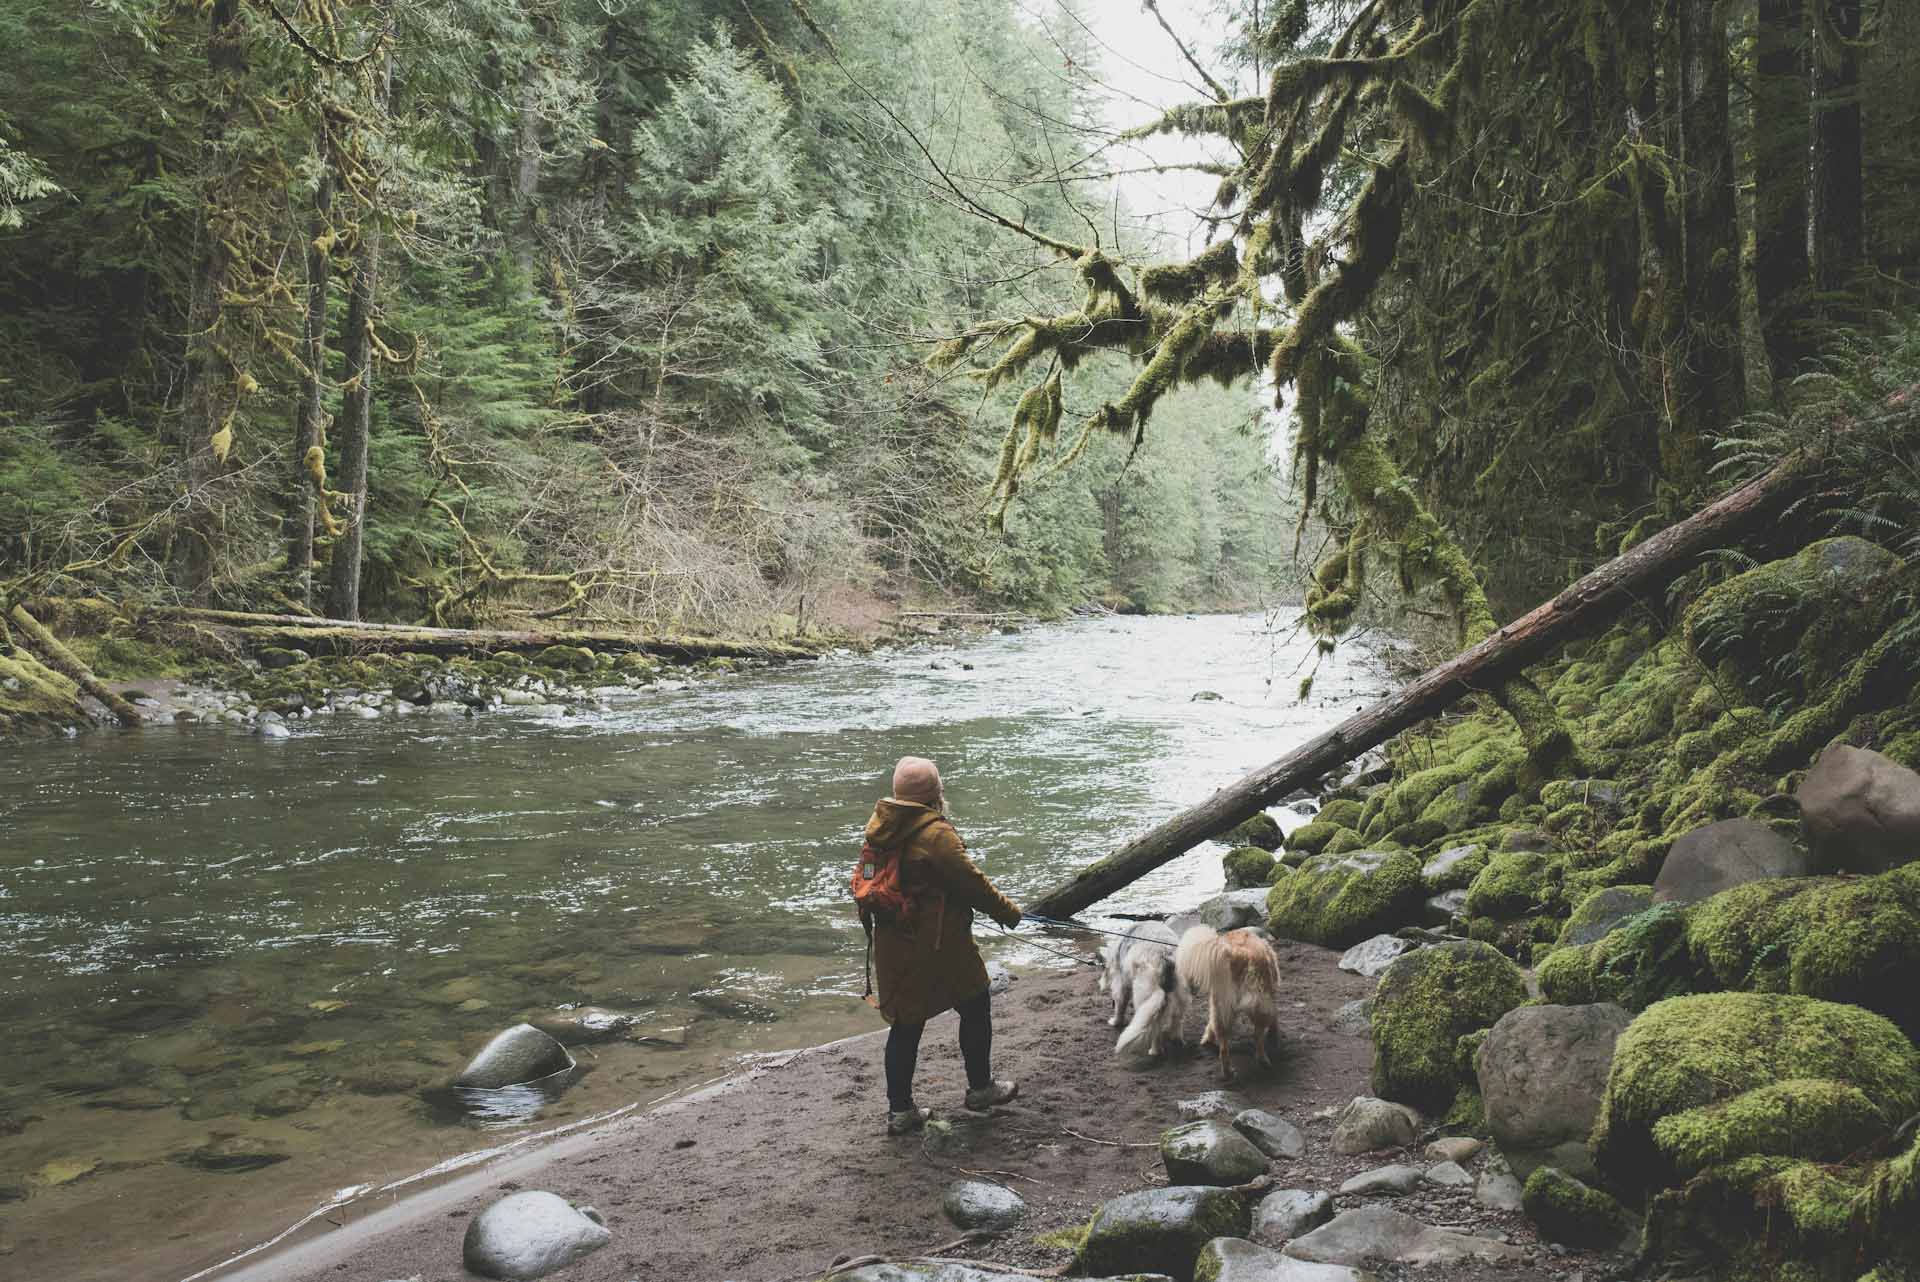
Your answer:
[886,1106,932,1135]
[963,1080,1018,1111]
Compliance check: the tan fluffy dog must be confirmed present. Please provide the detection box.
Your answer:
[1174,924,1282,1082]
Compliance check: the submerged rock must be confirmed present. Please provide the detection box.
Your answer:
[1080,1186,1251,1281]
[942,1180,1025,1230]
[175,1135,290,1172]
[1477,1002,1632,1181]
[453,1024,574,1089]
[525,1006,642,1046]
[1161,1120,1268,1186]
[462,1190,610,1280]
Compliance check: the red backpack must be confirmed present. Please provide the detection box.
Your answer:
[851,820,946,1006]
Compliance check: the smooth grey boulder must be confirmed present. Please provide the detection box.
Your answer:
[1421,891,1468,927]
[1475,1152,1524,1211]
[1233,1109,1305,1160]
[453,1024,574,1089]
[1196,890,1273,933]
[1252,1189,1334,1245]
[1195,1237,1378,1281]
[942,1180,1025,1230]
[1557,885,1655,948]
[1420,844,1485,891]
[1337,935,1412,978]
[1424,1136,1482,1164]
[1652,818,1810,905]
[1476,1002,1631,1181]
[1330,1097,1419,1156]
[461,1191,609,1280]
[1799,745,1920,875]
[1327,999,1371,1039]
[1162,1120,1269,1186]
[1337,1164,1421,1196]
[1080,1185,1252,1282]
[1422,1161,1472,1188]
[1282,1206,1525,1268]
[1178,1091,1250,1121]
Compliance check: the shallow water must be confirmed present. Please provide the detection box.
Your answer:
[0,611,1391,1279]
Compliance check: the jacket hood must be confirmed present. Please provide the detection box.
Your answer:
[866,797,942,848]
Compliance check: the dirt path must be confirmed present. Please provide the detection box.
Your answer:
[215,940,1617,1282]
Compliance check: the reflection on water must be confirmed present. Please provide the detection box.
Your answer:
[0,611,1390,1279]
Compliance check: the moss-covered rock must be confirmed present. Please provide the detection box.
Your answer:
[1224,812,1282,851]
[1370,940,1528,1114]
[255,646,310,670]
[1649,1078,1894,1177]
[1521,1166,1633,1249]
[535,645,596,673]
[1266,850,1424,949]
[1557,885,1655,948]
[1684,536,1908,708]
[1464,850,1558,920]
[1421,842,1488,892]
[1282,818,1344,857]
[1077,1185,1250,1282]
[1535,904,1698,1011]
[1592,992,1920,1196]
[1221,846,1277,890]
[1322,828,1369,855]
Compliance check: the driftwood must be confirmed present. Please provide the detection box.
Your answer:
[9,605,143,727]
[1027,455,1816,920]
[142,607,821,663]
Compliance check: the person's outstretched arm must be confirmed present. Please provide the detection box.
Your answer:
[922,822,1021,927]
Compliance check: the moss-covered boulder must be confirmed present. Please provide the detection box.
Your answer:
[1078,1185,1250,1282]
[256,646,310,670]
[1281,818,1345,857]
[1421,842,1487,892]
[1521,1167,1634,1249]
[1224,812,1282,852]
[535,645,595,673]
[1649,1078,1894,1177]
[1592,992,1920,1196]
[1685,863,1920,1034]
[1370,941,1527,1114]
[1556,885,1655,949]
[1221,846,1277,890]
[1463,851,1558,920]
[1159,1120,1268,1186]
[1535,904,1699,1011]
[1267,850,1424,949]
[1683,536,1908,707]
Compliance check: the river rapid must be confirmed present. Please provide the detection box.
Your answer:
[0,611,1392,1280]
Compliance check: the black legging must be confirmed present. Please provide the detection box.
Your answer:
[885,987,992,1112]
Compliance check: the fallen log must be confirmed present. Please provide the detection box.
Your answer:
[1026,454,1816,920]
[141,608,821,663]
[9,605,143,727]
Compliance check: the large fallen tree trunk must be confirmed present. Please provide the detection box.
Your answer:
[9,605,143,727]
[141,608,821,663]
[1027,454,1816,920]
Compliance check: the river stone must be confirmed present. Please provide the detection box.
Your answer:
[1178,1091,1250,1121]
[1337,1164,1421,1196]
[1799,745,1920,875]
[453,1024,574,1089]
[1423,1160,1473,1188]
[942,1179,1025,1230]
[1196,891,1272,932]
[1252,1189,1334,1245]
[1080,1185,1252,1282]
[1195,1237,1378,1282]
[525,1007,641,1046]
[1282,1206,1526,1268]
[1421,843,1485,891]
[462,1190,610,1280]
[1327,999,1371,1039]
[1233,1109,1305,1160]
[1337,935,1412,978]
[1162,1120,1270,1186]
[1425,1136,1483,1164]
[256,720,290,739]
[1330,1097,1420,1155]
[1477,1002,1631,1181]
[1421,891,1467,927]
[1475,1151,1525,1211]
[1652,818,1811,905]
[176,1135,290,1172]
[1558,885,1655,947]
[1521,1166,1634,1249]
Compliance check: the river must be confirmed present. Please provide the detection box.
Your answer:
[0,611,1391,1280]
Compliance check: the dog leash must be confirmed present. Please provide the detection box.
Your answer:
[979,921,1103,969]
[1022,912,1176,946]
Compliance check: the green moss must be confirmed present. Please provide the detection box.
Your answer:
[1536,904,1698,1010]
[1441,1082,1486,1132]
[1522,1166,1630,1248]
[1033,1217,1094,1251]
[1463,850,1558,919]
[1370,940,1528,1112]
[1283,818,1344,856]
[1222,845,1277,889]
[1225,812,1282,851]
[1593,992,1920,1195]
[1323,828,1369,855]
[1078,1185,1250,1280]
[1651,1079,1893,1176]
[1558,884,1655,949]
[1267,849,1425,948]
[535,645,595,672]
[71,635,193,679]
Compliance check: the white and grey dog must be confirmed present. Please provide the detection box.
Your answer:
[1101,921,1188,1058]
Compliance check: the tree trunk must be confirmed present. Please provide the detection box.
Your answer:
[1808,0,1864,294]
[1755,0,1810,370]
[326,54,391,622]
[1026,452,1816,920]
[178,0,246,600]
[1677,0,1747,436]
[8,606,142,727]
[289,124,334,605]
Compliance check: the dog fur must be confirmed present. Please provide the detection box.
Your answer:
[1174,924,1282,1082]
[1103,922,1187,1059]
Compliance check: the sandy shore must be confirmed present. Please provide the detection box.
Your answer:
[195,938,1619,1282]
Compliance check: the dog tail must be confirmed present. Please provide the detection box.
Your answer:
[1114,956,1176,1057]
